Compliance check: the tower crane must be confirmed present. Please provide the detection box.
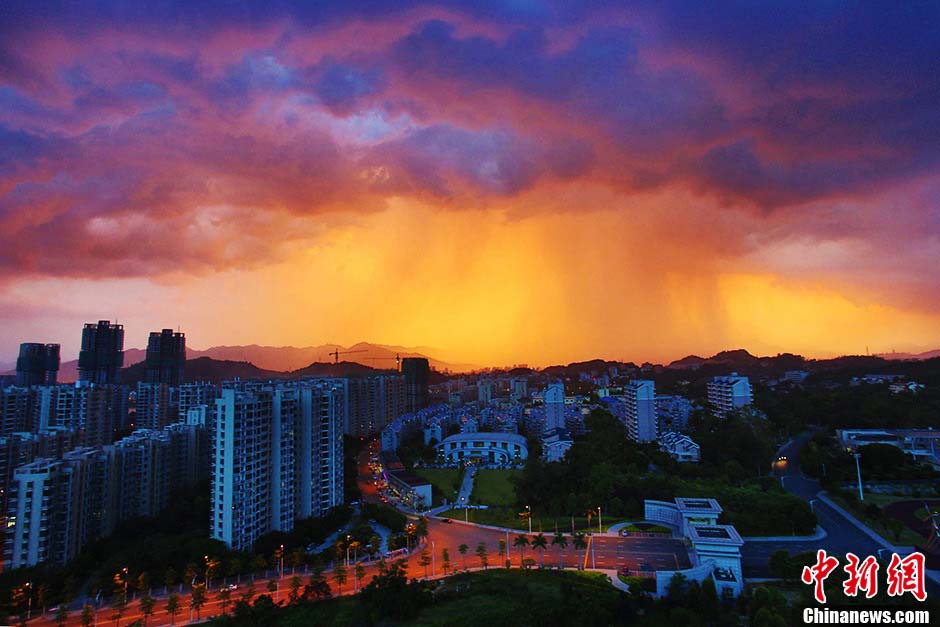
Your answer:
[328,348,368,363]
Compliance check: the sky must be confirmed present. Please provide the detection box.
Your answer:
[1,1,938,367]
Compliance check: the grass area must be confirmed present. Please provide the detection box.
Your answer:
[242,569,623,627]
[471,469,519,507]
[414,468,463,506]
[618,574,656,592]
[439,507,628,533]
[619,523,672,534]
[829,494,925,547]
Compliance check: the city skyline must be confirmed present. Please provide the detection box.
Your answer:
[2,2,939,366]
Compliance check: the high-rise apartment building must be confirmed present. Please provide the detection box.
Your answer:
[707,373,753,418]
[543,382,565,432]
[145,329,186,386]
[78,321,124,384]
[344,375,405,438]
[135,382,171,429]
[211,381,345,551]
[15,343,60,387]
[624,379,658,443]
[401,357,430,414]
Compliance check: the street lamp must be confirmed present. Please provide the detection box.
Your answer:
[526,505,532,534]
[278,545,285,580]
[25,581,32,620]
[597,506,602,533]
[853,452,864,501]
[345,536,351,567]
[122,567,128,602]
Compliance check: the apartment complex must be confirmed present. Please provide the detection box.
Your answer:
[211,381,345,551]
[706,373,753,418]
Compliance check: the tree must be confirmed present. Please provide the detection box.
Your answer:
[305,567,332,600]
[109,596,126,627]
[419,547,432,577]
[266,578,278,598]
[289,548,305,572]
[250,554,267,579]
[513,535,529,566]
[36,583,50,615]
[217,587,232,615]
[205,557,221,589]
[333,563,348,594]
[289,575,304,603]
[190,583,207,621]
[136,571,150,598]
[499,538,508,568]
[354,563,366,591]
[476,542,489,570]
[552,531,568,568]
[572,533,587,570]
[80,605,94,627]
[163,566,178,593]
[54,604,69,627]
[458,543,469,570]
[441,547,451,574]
[165,594,180,626]
[136,593,155,626]
[532,533,548,568]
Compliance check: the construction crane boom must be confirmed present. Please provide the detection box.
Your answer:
[328,348,368,363]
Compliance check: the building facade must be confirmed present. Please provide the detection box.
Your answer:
[78,320,125,384]
[624,379,658,442]
[211,381,345,551]
[15,343,60,387]
[707,374,753,418]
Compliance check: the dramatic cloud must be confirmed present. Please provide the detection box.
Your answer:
[1,0,938,363]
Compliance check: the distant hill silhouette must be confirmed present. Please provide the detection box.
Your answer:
[122,356,283,385]
[38,341,473,382]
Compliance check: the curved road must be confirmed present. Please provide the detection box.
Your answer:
[742,430,939,596]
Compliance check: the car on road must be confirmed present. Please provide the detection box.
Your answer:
[225,584,238,591]
[619,567,631,576]
[441,518,452,524]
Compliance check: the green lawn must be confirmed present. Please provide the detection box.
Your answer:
[414,468,463,506]
[471,469,519,507]
[829,494,926,547]
[439,507,628,533]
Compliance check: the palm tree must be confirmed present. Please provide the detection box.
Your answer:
[217,587,232,616]
[552,532,568,569]
[458,543,469,570]
[190,583,207,621]
[441,548,451,574]
[165,594,180,626]
[513,535,529,567]
[332,563,347,594]
[476,542,489,570]
[532,533,548,569]
[498,539,508,568]
[139,594,156,625]
[54,605,68,627]
[572,533,587,570]
[80,605,94,627]
[354,563,365,591]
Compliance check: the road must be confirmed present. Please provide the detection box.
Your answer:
[742,430,940,596]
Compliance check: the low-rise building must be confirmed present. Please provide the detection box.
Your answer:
[659,431,700,463]
[436,432,527,467]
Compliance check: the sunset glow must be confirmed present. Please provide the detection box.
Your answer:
[2,2,938,366]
